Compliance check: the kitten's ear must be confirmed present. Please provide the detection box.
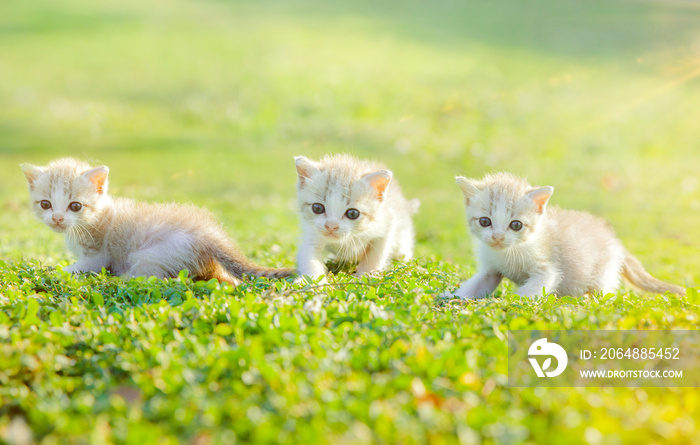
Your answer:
[526,186,554,213]
[82,166,109,194]
[20,164,45,189]
[363,170,393,201]
[295,156,319,186]
[456,176,481,202]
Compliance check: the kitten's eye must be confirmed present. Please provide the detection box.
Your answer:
[40,200,51,210]
[345,208,361,220]
[509,220,523,231]
[478,217,491,227]
[68,202,83,212]
[311,203,325,214]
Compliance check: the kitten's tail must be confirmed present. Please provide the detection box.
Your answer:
[621,250,685,295]
[215,246,295,280]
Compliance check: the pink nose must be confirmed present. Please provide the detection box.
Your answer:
[492,234,504,242]
[325,222,339,232]
[52,215,64,224]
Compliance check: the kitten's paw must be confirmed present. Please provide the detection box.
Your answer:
[437,290,482,301]
[437,290,456,300]
[62,264,81,274]
[452,290,488,300]
[515,286,547,299]
[354,270,382,279]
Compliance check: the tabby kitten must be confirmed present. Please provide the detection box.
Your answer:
[451,172,685,299]
[295,154,419,279]
[21,158,292,284]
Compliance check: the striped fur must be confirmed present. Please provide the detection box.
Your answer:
[452,172,684,299]
[20,158,292,284]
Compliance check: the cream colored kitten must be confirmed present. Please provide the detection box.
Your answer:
[21,158,292,284]
[451,172,685,299]
[295,154,419,279]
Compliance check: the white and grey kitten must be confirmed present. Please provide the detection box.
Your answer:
[295,154,419,279]
[21,158,292,284]
[451,172,685,299]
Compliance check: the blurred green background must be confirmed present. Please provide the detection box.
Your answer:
[2,1,700,444]
[1,0,698,287]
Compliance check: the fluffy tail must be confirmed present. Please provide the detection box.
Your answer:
[215,246,295,280]
[621,250,685,295]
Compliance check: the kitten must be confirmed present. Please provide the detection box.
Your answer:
[294,154,419,279]
[20,158,292,284]
[451,172,685,299]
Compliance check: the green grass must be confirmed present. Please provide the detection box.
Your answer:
[1,0,699,443]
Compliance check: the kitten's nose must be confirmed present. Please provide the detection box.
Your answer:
[325,221,339,232]
[492,233,505,242]
[52,214,64,224]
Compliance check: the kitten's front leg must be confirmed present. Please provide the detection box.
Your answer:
[296,235,328,283]
[63,255,108,274]
[356,236,391,276]
[453,270,503,300]
[516,270,558,298]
